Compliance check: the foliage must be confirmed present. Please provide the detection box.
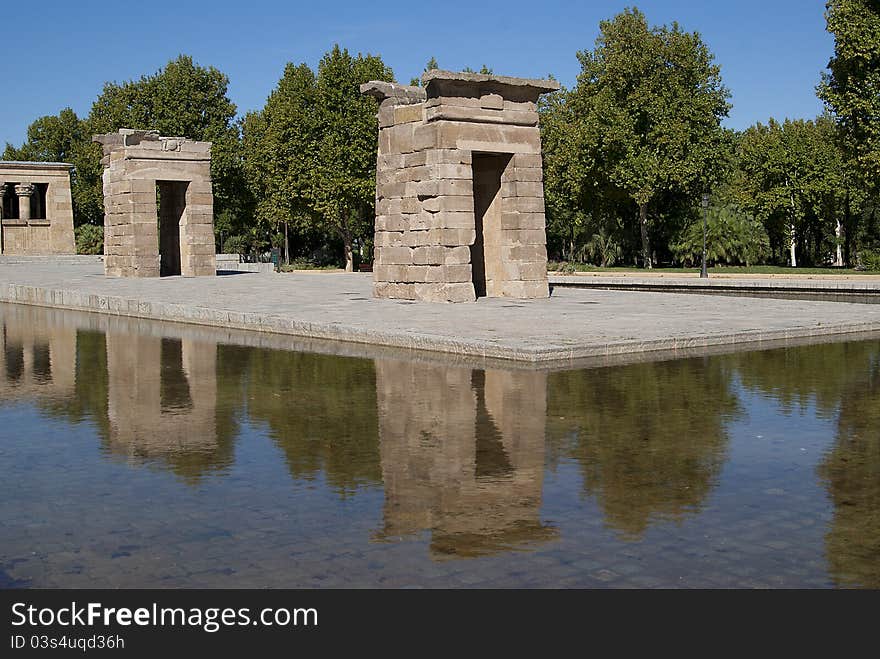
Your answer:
[241,62,318,257]
[87,54,246,219]
[222,235,250,256]
[860,248,880,270]
[2,108,103,226]
[245,45,392,271]
[74,223,103,255]
[735,115,853,266]
[671,203,770,267]
[563,7,731,267]
[583,226,624,267]
[818,0,880,194]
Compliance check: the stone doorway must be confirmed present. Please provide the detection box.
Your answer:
[157,181,188,277]
[471,154,510,298]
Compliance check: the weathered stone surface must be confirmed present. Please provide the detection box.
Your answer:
[0,162,76,255]
[363,70,554,302]
[93,129,215,278]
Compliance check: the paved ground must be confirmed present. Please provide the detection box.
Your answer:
[2,261,880,363]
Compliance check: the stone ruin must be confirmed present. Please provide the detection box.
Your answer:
[362,70,559,303]
[0,161,76,255]
[94,129,216,278]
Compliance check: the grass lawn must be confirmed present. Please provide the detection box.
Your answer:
[547,262,876,275]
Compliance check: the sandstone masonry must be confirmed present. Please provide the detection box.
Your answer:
[94,129,215,278]
[362,70,559,302]
[0,162,76,256]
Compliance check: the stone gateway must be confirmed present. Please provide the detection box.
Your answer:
[94,129,216,278]
[0,162,76,256]
[362,70,559,303]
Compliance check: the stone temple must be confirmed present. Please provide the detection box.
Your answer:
[0,161,76,255]
[362,70,559,303]
[94,129,216,278]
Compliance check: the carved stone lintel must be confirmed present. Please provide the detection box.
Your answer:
[15,183,35,197]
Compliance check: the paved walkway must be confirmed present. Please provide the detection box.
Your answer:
[2,261,880,363]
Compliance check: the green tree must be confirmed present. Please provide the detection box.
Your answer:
[2,108,104,228]
[568,7,731,268]
[818,0,880,194]
[737,116,848,267]
[87,55,246,221]
[671,202,770,267]
[241,63,318,264]
[311,45,393,270]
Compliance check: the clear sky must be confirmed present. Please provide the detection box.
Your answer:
[2,0,833,148]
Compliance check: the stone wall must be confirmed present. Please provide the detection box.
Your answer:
[94,129,215,278]
[362,71,558,302]
[0,162,76,255]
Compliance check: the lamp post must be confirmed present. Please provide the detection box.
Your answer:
[701,192,709,279]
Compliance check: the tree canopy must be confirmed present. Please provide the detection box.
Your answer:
[558,7,731,267]
[818,0,880,193]
[242,45,393,269]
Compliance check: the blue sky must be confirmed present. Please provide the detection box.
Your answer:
[2,0,832,148]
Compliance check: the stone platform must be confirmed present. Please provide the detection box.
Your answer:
[549,271,880,299]
[2,261,880,364]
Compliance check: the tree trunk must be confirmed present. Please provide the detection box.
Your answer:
[343,234,353,272]
[639,203,652,269]
[834,218,844,267]
[283,220,290,266]
[789,223,797,268]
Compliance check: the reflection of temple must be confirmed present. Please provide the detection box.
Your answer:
[0,304,231,483]
[374,360,556,559]
[0,305,77,404]
[104,328,230,482]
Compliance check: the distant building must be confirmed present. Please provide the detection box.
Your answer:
[0,161,76,255]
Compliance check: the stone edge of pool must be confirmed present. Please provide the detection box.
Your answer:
[4,281,880,364]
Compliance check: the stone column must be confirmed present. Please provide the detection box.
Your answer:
[15,183,34,221]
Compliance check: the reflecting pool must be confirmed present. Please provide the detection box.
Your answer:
[1,303,878,588]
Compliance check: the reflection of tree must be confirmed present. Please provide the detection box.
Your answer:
[235,347,381,495]
[818,355,880,588]
[732,342,879,417]
[547,357,739,540]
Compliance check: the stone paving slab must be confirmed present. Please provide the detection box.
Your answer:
[2,262,880,364]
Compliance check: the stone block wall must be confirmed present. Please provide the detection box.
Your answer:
[0,162,76,255]
[362,71,559,302]
[94,129,215,278]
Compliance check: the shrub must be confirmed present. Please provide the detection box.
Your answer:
[859,249,880,272]
[223,235,250,255]
[75,224,103,255]
[672,205,769,267]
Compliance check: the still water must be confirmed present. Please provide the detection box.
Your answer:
[1,303,877,588]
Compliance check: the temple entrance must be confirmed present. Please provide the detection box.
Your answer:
[156,181,188,277]
[471,154,510,298]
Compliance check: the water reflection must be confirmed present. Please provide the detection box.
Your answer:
[547,358,739,539]
[374,360,556,558]
[2,303,880,586]
[818,353,880,588]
